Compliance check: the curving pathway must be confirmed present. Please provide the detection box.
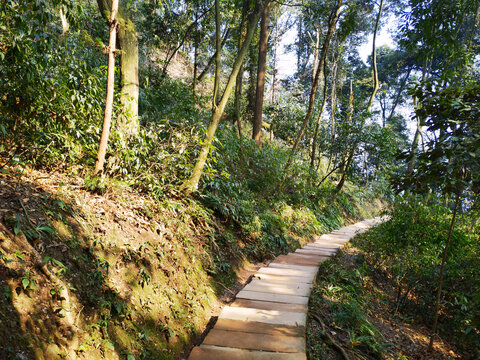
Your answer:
[188,218,384,360]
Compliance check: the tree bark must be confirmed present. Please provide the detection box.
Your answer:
[234,1,249,137]
[252,3,271,145]
[192,4,199,97]
[97,0,139,137]
[117,13,139,136]
[181,0,268,194]
[94,0,118,175]
[59,6,69,34]
[212,0,221,109]
[310,60,328,169]
[271,15,279,103]
[365,0,383,112]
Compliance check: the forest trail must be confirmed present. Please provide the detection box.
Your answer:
[188,218,384,360]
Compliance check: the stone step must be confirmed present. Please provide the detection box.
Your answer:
[231,299,307,313]
[189,345,307,360]
[203,329,305,353]
[214,318,305,336]
[236,290,309,306]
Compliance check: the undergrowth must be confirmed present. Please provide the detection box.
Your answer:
[308,197,479,360]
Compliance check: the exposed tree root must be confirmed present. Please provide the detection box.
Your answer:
[311,311,352,360]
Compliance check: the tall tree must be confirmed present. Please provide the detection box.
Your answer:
[97,0,139,136]
[336,0,383,192]
[282,0,343,177]
[181,0,270,194]
[94,0,119,174]
[252,2,271,144]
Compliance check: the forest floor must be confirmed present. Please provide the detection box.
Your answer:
[307,245,465,360]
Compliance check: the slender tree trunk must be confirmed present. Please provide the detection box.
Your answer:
[97,0,139,137]
[213,0,221,109]
[117,14,139,136]
[330,60,338,140]
[192,5,199,97]
[181,1,268,194]
[311,27,320,87]
[310,60,328,169]
[162,6,212,78]
[271,16,279,103]
[253,3,271,145]
[59,6,69,34]
[94,0,118,175]
[366,0,383,112]
[407,101,421,174]
[282,0,342,178]
[336,0,382,192]
[234,1,249,137]
[247,43,257,119]
[385,66,412,125]
[428,190,462,352]
[197,28,231,83]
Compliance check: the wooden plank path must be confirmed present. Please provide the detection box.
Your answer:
[188,218,383,360]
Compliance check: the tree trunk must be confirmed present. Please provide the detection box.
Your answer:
[385,66,412,125]
[407,101,421,175]
[428,190,462,351]
[252,3,270,145]
[247,43,257,119]
[94,0,118,175]
[197,28,231,83]
[117,13,139,136]
[282,0,342,177]
[59,6,69,34]
[336,0,382,192]
[330,59,338,141]
[311,27,320,87]
[212,0,221,109]
[271,15,279,103]
[310,60,328,169]
[97,0,139,137]
[192,5,199,97]
[234,1,249,137]
[365,0,383,112]
[181,1,268,194]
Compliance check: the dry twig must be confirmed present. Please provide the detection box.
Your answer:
[311,311,352,360]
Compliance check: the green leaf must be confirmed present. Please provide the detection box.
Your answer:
[22,278,29,289]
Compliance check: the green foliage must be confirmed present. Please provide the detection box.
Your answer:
[397,81,480,196]
[199,129,381,261]
[309,253,390,359]
[355,196,480,353]
[0,0,106,166]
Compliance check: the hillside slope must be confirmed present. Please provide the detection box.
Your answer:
[0,162,383,360]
